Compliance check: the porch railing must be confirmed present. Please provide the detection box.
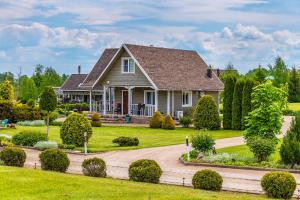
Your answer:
[130,104,155,117]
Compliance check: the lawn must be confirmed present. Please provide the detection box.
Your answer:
[0,166,270,200]
[0,126,243,152]
[288,103,300,111]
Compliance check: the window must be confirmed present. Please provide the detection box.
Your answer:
[182,91,192,107]
[144,90,155,105]
[122,57,135,73]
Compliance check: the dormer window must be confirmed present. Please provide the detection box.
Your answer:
[122,57,135,73]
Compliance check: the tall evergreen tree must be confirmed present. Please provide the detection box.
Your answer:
[223,74,237,129]
[242,78,255,129]
[232,78,245,130]
[254,65,267,83]
[288,67,300,102]
[0,80,14,101]
[269,56,289,87]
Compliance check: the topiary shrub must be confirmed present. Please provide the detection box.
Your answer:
[191,134,215,154]
[0,147,26,167]
[82,157,106,177]
[261,172,296,199]
[193,95,220,130]
[39,149,70,172]
[179,116,192,128]
[60,113,93,146]
[112,137,139,146]
[128,159,162,183]
[192,169,223,191]
[12,130,47,147]
[91,113,102,127]
[246,136,277,162]
[149,111,163,128]
[162,114,175,130]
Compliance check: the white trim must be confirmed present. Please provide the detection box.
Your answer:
[103,86,107,115]
[144,90,155,105]
[155,89,158,112]
[121,57,135,74]
[171,90,174,117]
[167,90,170,115]
[123,44,158,90]
[182,91,193,107]
[89,90,92,112]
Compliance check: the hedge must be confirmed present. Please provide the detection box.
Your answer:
[112,137,139,146]
[231,78,245,130]
[223,75,237,129]
[12,131,47,147]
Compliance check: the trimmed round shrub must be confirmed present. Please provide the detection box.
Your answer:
[261,172,296,199]
[129,159,162,183]
[0,147,26,167]
[193,95,220,130]
[12,130,47,147]
[179,116,192,128]
[60,113,93,146]
[162,114,176,130]
[192,169,223,191]
[191,134,215,154]
[246,137,277,162]
[39,149,70,172]
[82,157,106,177]
[149,111,163,128]
[112,137,139,146]
[91,113,102,127]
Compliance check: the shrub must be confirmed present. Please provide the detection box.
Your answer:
[162,114,175,130]
[193,95,220,130]
[39,149,70,172]
[128,159,162,183]
[192,169,223,191]
[12,131,47,147]
[179,116,192,128]
[27,99,35,108]
[191,134,215,154]
[280,112,300,168]
[261,172,296,199]
[34,141,58,150]
[0,147,26,167]
[231,78,245,130]
[0,100,13,121]
[45,111,59,124]
[17,120,45,126]
[12,103,42,122]
[246,137,277,162]
[82,157,106,177]
[91,113,102,127]
[149,111,163,128]
[60,113,92,146]
[223,74,237,129]
[112,137,139,147]
[58,143,76,150]
[50,121,63,126]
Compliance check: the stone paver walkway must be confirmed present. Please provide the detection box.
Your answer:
[24,116,295,194]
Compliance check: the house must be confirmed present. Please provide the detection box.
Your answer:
[60,44,224,118]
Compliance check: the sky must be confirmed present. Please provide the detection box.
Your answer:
[0,0,300,76]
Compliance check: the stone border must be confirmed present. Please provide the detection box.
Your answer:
[179,157,300,174]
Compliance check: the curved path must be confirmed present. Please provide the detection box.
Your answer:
[24,116,295,194]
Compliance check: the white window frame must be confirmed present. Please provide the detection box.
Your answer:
[182,91,192,107]
[144,90,155,105]
[121,57,135,74]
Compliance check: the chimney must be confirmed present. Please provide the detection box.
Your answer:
[207,65,213,78]
[78,65,81,74]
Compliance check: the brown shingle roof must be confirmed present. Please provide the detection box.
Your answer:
[61,74,88,91]
[125,44,224,91]
[81,48,118,87]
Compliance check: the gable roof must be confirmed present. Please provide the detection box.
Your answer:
[80,48,118,88]
[61,74,88,91]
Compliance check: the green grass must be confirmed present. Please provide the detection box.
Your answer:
[0,126,242,152]
[288,103,300,111]
[0,166,270,200]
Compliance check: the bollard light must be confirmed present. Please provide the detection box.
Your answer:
[186,136,190,161]
[84,132,87,155]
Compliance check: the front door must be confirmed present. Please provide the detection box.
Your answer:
[122,90,128,114]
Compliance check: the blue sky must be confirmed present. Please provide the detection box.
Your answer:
[0,0,300,76]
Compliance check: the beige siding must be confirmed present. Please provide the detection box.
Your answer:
[101,51,152,87]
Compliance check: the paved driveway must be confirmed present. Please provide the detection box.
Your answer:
[24,116,295,194]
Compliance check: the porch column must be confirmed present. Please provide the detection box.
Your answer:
[171,91,174,117]
[155,89,158,112]
[128,87,132,115]
[167,90,170,115]
[103,86,107,115]
[89,90,92,112]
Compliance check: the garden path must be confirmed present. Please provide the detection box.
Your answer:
[24,116,296,195]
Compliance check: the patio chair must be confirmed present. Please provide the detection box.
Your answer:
[1,119,9,127]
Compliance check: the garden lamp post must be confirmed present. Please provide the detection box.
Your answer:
[84,132,87,155]
[186,136,190,161]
